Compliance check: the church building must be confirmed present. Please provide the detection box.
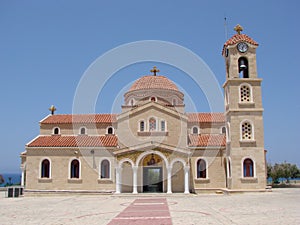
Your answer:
[20,25,267,194]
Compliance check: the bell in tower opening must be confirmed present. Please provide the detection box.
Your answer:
[238,57,249,78]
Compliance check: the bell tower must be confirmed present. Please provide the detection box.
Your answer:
[222,25,266,190]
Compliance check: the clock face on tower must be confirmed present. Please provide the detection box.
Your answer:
[237,42,248,53]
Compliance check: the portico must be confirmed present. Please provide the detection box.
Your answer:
[114,144,191,194]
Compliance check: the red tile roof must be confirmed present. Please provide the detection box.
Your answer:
[27,135,118,147]
[188,134,226,147]
[129,75,179,92]
[42,113,224,124]
[222,33,258,55]
[187,113,225,123]
[41,114,117,124]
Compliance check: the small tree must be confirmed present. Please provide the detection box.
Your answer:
[280,162,300,183]
[268,162,300,184]
[281,162,292,183]
[270,163,284,184]
[289,164,300,180]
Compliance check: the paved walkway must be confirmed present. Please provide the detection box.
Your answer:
[108,198,171,225]
[0,188,299,224]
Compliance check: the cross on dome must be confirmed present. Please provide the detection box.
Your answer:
[150,66,160,76]
[234,24,243,35]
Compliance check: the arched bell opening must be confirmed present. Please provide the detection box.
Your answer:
[238,57,249,78]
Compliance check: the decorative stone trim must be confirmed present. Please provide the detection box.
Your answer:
[239,139,256,143]
[239,140,256,147]
[97,179,113,184]
[38,178,52,183]
[238,102,255,108]
[137,131,168,136]
[67,179,83,184]
[240,177,258,183]
[194,178,210,184]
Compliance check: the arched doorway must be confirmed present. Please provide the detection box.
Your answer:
[140,153,165,193]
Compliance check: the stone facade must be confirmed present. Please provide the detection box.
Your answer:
[21,27,267,194]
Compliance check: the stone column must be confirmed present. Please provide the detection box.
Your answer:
[132,166,138,194]
[184,166,190,194]
[115,167,122,194]
[167,166,172,194]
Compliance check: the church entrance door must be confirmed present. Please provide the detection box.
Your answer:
[143,167,163,193]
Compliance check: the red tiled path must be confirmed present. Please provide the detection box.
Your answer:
[108,198,172,225]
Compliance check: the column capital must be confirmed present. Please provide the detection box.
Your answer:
[184,166,190,172]
[132,166,139,171]
[167,166,173,171]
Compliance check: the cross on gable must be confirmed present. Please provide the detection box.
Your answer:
[49,105,57,115]
[234,24,243,35]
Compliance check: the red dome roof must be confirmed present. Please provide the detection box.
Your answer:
[129,75,179,92]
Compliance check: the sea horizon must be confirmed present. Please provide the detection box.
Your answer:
[0,173,21,187]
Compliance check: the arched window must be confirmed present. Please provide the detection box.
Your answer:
[149,118,156,131]
[100,160,110,179]
[130,98,135,106]
[197,159,207,178]
[53,127,60,135]
[80,127,86,135]
[238,57,249,78]
[140,121,145,132]
[243,158,254,177]
[107,127,114,134]
[172,98,177,106]
[70,159,80,178]
[41,159,50,178]
[241,121,253,140]
[192,126,199,134]
[221,126,226,134]
[240,84,252,102]
[150,97,156,102]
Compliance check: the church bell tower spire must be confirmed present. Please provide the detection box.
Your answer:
[222,25,266,190]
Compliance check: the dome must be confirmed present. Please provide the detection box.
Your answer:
[129,75,179,92]
[123,68,184,111]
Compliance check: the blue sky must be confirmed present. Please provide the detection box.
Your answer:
[0,0,299,173]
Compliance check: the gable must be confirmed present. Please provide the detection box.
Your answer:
[116,101,188,150]
[117,101,187,122]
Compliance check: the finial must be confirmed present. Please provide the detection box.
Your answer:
[150,66,160,76]
[234,24,243,35]
[49,105,56,115]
